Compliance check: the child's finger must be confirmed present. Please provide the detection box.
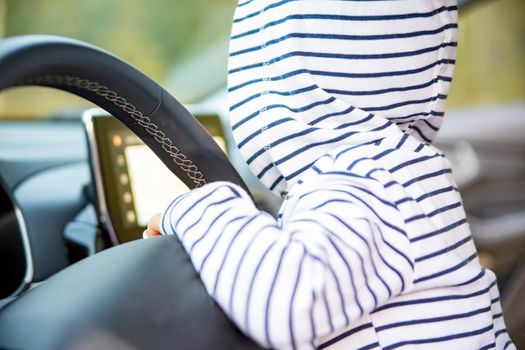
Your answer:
[144,213,163,239]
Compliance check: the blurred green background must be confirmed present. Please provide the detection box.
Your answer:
[0,0,523,118]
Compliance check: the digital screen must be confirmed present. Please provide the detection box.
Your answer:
[124,145,189,227]
[89,113,228,243]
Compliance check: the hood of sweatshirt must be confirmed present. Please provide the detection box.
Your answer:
[228,0,457,195]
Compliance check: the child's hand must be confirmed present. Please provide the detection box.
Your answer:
[143,213,162,239]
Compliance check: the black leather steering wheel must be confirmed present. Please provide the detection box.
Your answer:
[0,35,248,191]
[0,35,259,350]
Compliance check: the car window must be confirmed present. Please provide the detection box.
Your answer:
[0,0,236,119]
[449,0,525,107]
[0,0,522,117]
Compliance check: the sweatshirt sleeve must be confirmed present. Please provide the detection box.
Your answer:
[160,180,414,350]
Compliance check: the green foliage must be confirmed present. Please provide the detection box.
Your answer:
[449,0,525,107]
[0,0,523,117]
[1,0,237,116]
[5,0,236,81]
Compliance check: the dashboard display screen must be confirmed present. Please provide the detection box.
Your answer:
[85,111,227,244]
[124,144,188,227]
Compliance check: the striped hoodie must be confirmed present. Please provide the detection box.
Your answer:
[160,1,515,349]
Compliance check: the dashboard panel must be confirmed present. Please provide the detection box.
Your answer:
[84,109,228,244]
[1,103,524,344]
[0,119,90,293]
[0,110,280,295]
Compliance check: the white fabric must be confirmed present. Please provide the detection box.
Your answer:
[160,1,515,349]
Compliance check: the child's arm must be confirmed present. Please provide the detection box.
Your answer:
[160,180,413,349]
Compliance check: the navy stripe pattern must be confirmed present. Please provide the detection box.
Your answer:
[160,1,515,349]
[228,0,459,194]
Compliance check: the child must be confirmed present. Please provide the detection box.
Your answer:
[148,1,515,348]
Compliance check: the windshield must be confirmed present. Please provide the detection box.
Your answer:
[0,0,236,119]
[0,0,523,118]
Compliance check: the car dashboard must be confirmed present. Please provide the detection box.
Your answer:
[1,103,525,345]
[0,118,92,295]
[0,108,280,299]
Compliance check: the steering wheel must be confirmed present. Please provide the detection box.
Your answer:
[0,35,259,350]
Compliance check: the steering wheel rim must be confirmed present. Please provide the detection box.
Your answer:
[0,35,261,350]
[0,34,249,192]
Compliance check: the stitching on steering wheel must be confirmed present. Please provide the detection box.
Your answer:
[17,75,206,187]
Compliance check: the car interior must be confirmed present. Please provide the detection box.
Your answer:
[0,0,524,349]
[0,35,264,349]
